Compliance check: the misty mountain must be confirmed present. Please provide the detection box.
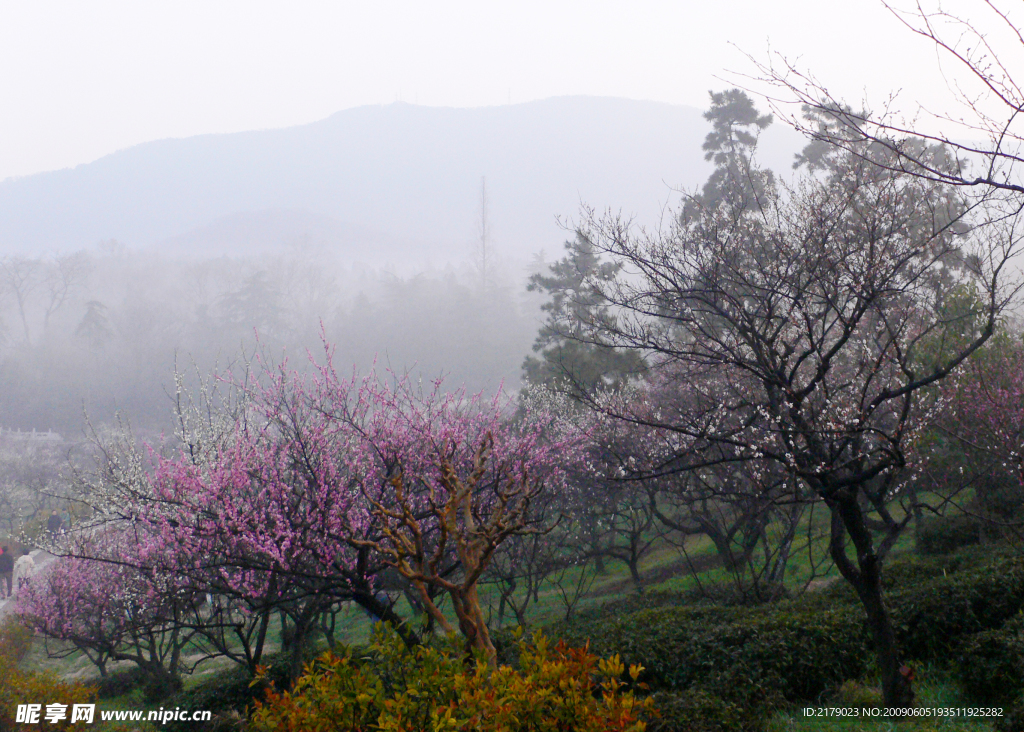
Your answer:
[0,97,804,261]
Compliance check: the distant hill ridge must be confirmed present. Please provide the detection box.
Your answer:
[0,97,804,261]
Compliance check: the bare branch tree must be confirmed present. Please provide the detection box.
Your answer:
[0,256,41,344]
[752,1,1024,198]
[555,135,1022,708]
[42,251,91,333]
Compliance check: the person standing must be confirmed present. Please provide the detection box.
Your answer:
[13,548,35,594]
[0,547,12,599]
[47,510,62,539]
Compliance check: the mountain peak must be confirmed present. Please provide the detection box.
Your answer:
[0,97,802,260]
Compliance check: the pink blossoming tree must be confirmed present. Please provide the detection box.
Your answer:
[32,345,582,678]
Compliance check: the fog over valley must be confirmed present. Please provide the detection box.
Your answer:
[0,96,802,434]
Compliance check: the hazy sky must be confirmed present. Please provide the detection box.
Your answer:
[0,0,1010,182]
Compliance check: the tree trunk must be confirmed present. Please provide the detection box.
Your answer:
[830,496,914,711]
[908,485,925,554]
[285,607,317,683]
[853,564,914,709]
[700,521,744,573]
[451,585,497,669]
[278,611,292,651]
[497,577,515,626]
[168,626,183,676]
[627,555,643,592]
[352,585,420,648]
[513,602,529,628]
[320,609,337,650]
[135,659,181,702]
[468,586,497,668]
[766,504,801,586]
[250,606,272,675]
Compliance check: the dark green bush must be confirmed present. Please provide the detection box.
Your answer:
[888,557,1024,660]
[95,667,147,699]
[161,656,291,732]
[547,550,1024,724]
[971,473,1024,524]
[554,602,868,703]
[645,688,772,732]
[574,590,694,620]
[916,514,982,555]
[775,553,1024,664]
[879,552,977,590]
[832,679,882,707]
[954,613,1024,704]
[583,584,789,621]
[995,697,1024,732]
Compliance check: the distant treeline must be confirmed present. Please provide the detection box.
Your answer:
[0,241,545,434]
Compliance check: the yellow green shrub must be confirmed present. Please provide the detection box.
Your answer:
[0,619,96,732]
[252,626,651,732]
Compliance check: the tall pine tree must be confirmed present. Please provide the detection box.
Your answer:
[523,234,644,392]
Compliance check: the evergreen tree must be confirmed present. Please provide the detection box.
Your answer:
[685,89,775,217]
[523,234,644,392]
[74,301,112,351]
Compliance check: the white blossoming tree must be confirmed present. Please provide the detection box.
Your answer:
[555,124,1022,707]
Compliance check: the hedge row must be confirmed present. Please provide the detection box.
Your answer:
[556,602,868,703]
[916,514,982,555]
[546,552,1024,730]
[955,611,1024,705]
[887,554,1024,660]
